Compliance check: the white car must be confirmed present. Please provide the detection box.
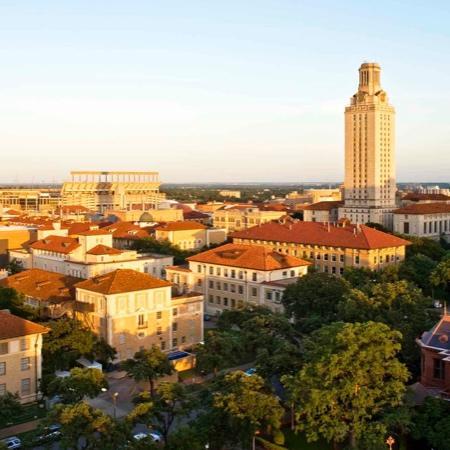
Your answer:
[1,436,22,449]
[133,431,162,442]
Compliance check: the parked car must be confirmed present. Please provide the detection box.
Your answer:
[133,430,162,442]
[0,436,21,449]
[244,367,257,376]
[34,423,62,443]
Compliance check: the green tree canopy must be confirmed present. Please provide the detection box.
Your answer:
[398,254,437,294]
[213,371,284,447]
[0,286,37,319]
[282,272,351,332]
[47,367,108,403]
[122,346,172,397]
[283,321,409,449]
[0,392,23,428]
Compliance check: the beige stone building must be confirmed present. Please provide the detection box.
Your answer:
[393,203,450,239]
[12,229,172,279]
[0,311,48,403]
[230,220,410,274]
[105,208,183,223]
[0,188,60,214]
[218,190,241,199]
[155,222,226,251]
[213,206,286,233]
[74,269,203,361]
[61,171,165,212]
[303,201,343,223]
[165,243,310,314]
[339,62,396,229]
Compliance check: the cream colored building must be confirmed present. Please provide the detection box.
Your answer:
[0,226,37,267]
[105,208,183,223]
[12,229,173,279]
[61,171,165,213]
[393,203,450,239]
[339,63,396,229]
[155,222,226,251]
[218,190,241,199]
[0,311,48,403]
[0,188,60,214]
[230,220,410,274]
[74,269,203,361]
[165,243,310,314]
[303,201,343,223]
[213,206,286,233]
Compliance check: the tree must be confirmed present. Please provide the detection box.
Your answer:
[403,235,446,261]
[0,286,37,319]
[47,367,108,403]
[42,318,116,372]
[5,258,24,275]
[122,346,172,397]
[0,392,23,428]
[412,397,450,450]
[430,257,450,299]
[213,371,284,447]
[282,272,351,333]
[165,426,207,450]
[283,321,409,449]
[337,281,438,371]
[51,401,125,449]
[129,382,194,445]
[398,254,437,294]
[195,330,240,376]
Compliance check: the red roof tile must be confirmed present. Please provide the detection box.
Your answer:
[86,244,123,255]
[187,243,311,271]
[75,269,171,294]
[0,311,48,340]
[30,235,80,254]
[402,193,450,202]
[393,203,450,215]
[230,221,410,250]
[303,201,344,211]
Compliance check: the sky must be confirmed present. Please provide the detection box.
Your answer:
[0,0,449,183]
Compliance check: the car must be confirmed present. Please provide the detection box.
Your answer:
[34,424,62,443]
[0,436,22,449]
[244,367,257,376]
[133,430,162,442]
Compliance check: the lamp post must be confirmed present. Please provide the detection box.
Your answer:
[386,436,395,450]
[252,431,260,450]
[112,392,119,419]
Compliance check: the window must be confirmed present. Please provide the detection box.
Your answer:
[21,357,30,371]
[21,378,31,396]
[173,308,178,317]
[216,268,221,276]
[172,322,178,332]
[230,284,236,293]
[231,299,236,308]
[282,271,287,277]
[223,283,228,291]
[216,296,221,305]
[251,287,257,297]
[252,273,257,281]
[208,295,214,303]
[403,222,410,234]
[339,267,344,275]
[266,291,272,301]
[355,256,360,265]
[209,267,213,275]
[197,265,202,273]
[172,338,178,348]
[238,285,244,295]
[223,298,228,306]
[0,362,5,376]
[138,314,146,327]
[324,254,329,261]
[290,270,295,277]
[0,343,8,355]
[0,384,5,396]
[181,336,186,344]
[209,280,214,289]
[216,282,221,290]
[161,341,166,350]
[157,327,162,335]
[433,358,444,379]
[231,270,236,278]
[332,254,337,262]
[340,255,344,263]
[20,339,29,351]
[156,311,162,320]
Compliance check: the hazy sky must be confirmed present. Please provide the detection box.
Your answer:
[0,1,449,183]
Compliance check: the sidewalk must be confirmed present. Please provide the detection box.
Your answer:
[0,419,41,439]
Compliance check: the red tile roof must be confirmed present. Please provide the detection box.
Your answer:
[103,222,150,239]
[303,201,343,211]
[58,205,91,214]
[187,243,311,271]
[76,229,112,236]
[30,235,80,254]
[0,269,81,304]
[86,244,123,255]
[402,193,450,202]
[0,311,49,340]
[64,222,98,235]
[393,203,450,215]
[230,221,410,250]
[183,210,210,220]
[155,221,207,231]
[75,269,171,294]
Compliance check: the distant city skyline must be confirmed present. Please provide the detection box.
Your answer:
[1,1,449,183]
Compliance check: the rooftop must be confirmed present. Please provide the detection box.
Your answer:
[30,235,81,254]
[187,243,311,271]
[75,269,172,295]
[86,244,123,256]
[230,221,410,250]
[403,193,450,202]
[303,201,344,211]
[393,203,450,215]
[0,269,81,304]
[155,221,207,231]
[0,311,48,340]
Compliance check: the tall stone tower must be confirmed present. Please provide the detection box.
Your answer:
[338,62,396,229]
